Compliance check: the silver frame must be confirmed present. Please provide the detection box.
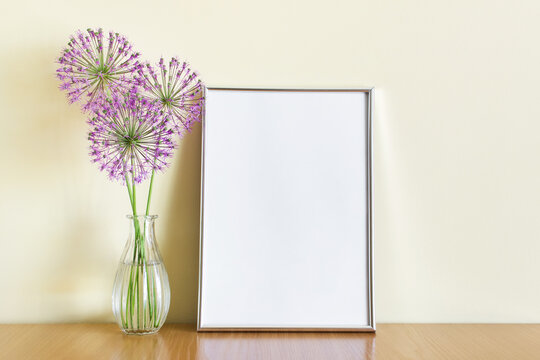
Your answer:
[197,88,374,332]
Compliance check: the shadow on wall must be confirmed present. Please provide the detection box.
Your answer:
[160,122,203,323]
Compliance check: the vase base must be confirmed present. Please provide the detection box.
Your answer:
[121,328,160,335]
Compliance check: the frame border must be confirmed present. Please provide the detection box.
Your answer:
[197,87,374,332]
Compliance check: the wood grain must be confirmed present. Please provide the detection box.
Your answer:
[1,324,539,360]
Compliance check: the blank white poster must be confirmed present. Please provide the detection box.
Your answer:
[199,89,372,330]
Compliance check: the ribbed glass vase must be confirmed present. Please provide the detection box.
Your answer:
[112,215,170,335]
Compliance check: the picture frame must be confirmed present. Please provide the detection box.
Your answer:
[197,88,374,332]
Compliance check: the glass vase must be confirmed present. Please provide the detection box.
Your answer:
[112,215,170,335]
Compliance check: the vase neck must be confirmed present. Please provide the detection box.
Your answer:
[121,215,163,265]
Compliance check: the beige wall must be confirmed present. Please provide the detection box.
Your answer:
[1,0,540,323]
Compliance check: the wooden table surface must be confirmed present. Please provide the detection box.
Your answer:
[1,324,539,359]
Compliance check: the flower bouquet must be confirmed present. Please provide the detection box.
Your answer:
[56,28,204,334]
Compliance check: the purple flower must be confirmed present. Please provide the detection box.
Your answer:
[56,28,141,111]
[88,90,175,184]
[136,57,204,137]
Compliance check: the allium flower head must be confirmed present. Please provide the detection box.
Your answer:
[88,89,175,184]
[136,57,204,137]
[56,28,141,111]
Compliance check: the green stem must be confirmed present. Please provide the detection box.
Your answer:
[125,173,145,329]
[143,170,156,324]
[124,176,136,329]
[125,175,133,205]
[123,167,160,330]
[145,170,155,216]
